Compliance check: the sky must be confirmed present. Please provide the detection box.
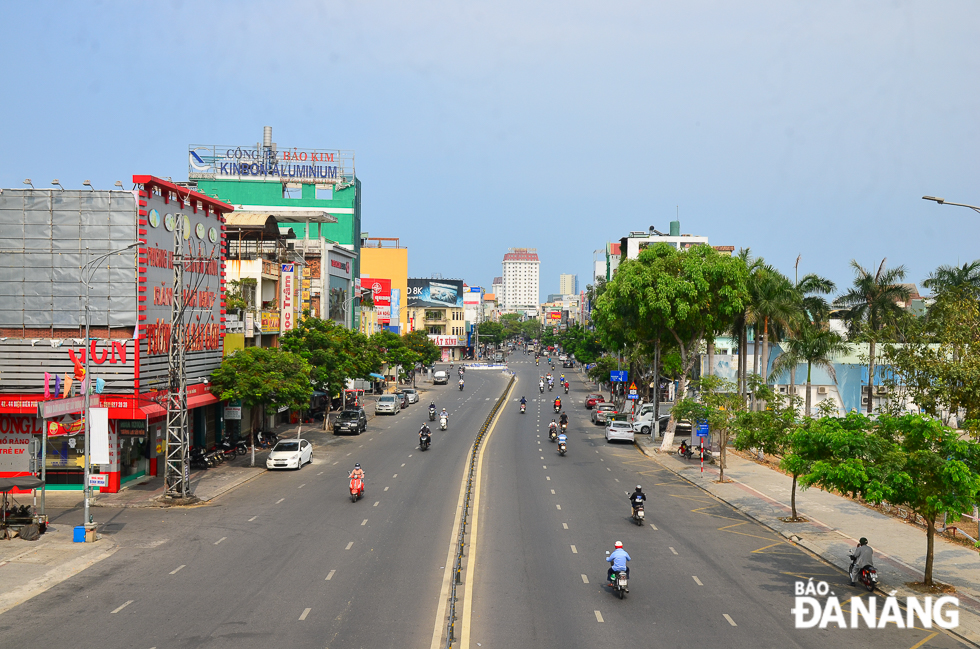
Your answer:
[2,1,978,300]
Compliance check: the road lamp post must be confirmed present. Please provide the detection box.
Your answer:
[922,195,980,214]
[80,243,139,534]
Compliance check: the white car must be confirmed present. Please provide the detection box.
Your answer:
[266,439,313,470]
[605,421,635,443]
[375,395,400,415]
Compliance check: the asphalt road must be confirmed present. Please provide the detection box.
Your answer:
[467,357,964,649]
[0,366,509,649]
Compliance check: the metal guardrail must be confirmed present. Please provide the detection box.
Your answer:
[445,374,515,647]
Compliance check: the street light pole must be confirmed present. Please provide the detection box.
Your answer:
[81,243,139,534]
[922,196,980,215]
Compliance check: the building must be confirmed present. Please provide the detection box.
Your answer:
[491,276,503,305]
[559,273,578,296]
[619,222,709,261]
[483,293,499,323]
[0,177,232,492]
[501,248,540,316]
[407,278,466,361]
[360,237,408,334]
[186,127,364,329]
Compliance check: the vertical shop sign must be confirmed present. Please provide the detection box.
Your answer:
[281,264,294,334]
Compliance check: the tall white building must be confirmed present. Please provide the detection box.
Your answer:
[501,248,540,315]
[559,273,577,295]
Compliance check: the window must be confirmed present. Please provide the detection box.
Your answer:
[315,185,333,200]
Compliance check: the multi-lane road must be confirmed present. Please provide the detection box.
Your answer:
[0,357,965,649]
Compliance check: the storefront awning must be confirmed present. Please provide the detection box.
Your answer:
[187,392,219,410]
[369,373,385,380]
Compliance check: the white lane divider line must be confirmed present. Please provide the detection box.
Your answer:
[562,523,568,529]
[551,489,555,494]
[581,574,589,584]
[373,501,379,507]
[333,461,339,465]
[556,504,561,510]
[540,456,544,460]
[401,463,406,467]
[393,474,398,478]
[347,453,352,456]
[543,465,547,469]
[298,484,306,489]
[111,600,133,614]
[409,454,413,458]
[248,516,257,522]
[594,610,604,623]
[570,545,578,554]
[214,537,227,545]
[546,476,551,480]
[607,468,611,471]
[384,486,389,491]
[317,471,324,476]
[299,607,311,621]
[669,547,678,555]
[723,614,737,626]
[345,542,354,550]
[325,570,336,581]
[650,523,658,530]
[276,498,285,504]
[169,565,185,575]
[361,519,368,526]
[693,576,703,586]
[614,479,619,482]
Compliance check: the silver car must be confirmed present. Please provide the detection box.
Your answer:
[403,388,420,404]
[375,394,400,415]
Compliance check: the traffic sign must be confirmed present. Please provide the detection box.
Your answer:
[696,421,710,438]
[627,381,639,400]
[610,370,627,383]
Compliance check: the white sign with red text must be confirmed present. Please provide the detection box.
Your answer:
[428,335,462,347]
[281,264,294,334]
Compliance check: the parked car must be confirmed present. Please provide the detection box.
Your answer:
[585,394,605,409]
[632,414,671,436]
[402,388,420,404]
[375,395,400,415]
[591,403,618,425]
[605,420,635,443]
[394,390,409,408]
[433,370,448,385]
[333,408,367,435]
[266,439,313,470]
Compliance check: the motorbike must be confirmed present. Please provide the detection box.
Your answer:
[679,444,710,461]
[349,477,364,502]
[420,432,431,451]
[850,556,879,592]
[217,439,239,461]
[554,404,561,414]
[190,447,210,469]
[207,446,224,465]
[606,553,629,599]
[428,407,436,421]
[539,384,544,393]
[548,383,553,392]
[257,431,278,448]
[632,504,645,526]
[520,403,526,414]
[439,415,448,431]
[564,383,569,394]
[560,422,567,434]
[558,440,567,456]
[549,427,558,442]
[458,382,464,391]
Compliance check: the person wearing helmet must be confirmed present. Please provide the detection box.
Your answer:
[349,463,365,484]
[629,485,646,517]
[849,537,874,586]
[606,541,631,586]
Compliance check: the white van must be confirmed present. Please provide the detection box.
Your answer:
[433,371,448,385]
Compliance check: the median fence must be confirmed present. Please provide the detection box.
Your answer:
[445,374,515,647]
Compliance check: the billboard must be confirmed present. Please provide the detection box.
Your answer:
[368,278,392,324]
[408,279,464,308]
[188,144,354,186]
[463,286,482,306]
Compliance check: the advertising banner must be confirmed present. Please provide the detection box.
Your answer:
[428,335,462,347]
[281,264,295,334]
[188,144,354,186]
[261,312,280,333]
[408,279,464,308]
[368,279,392,325]
[463,286,482,306]
[390,289,401,330]
[245,312,254,339]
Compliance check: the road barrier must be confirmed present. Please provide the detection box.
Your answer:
[445,374,515,647]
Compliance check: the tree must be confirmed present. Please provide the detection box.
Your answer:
[672,375,744,482]
[477,321,504,347]
[799,413,980,586]
[729,249,765,406]
[402,330,441,366]
[835,259,911,413]
[732,379,807,518]
[923,260,980,300]
[751,267,799,402]
[770,322,850,416]
[593,243,749,450]
[783,273,837,403]
[210,347,313,462]
[281,318,382,408]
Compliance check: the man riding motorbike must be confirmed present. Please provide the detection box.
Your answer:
[554,397,561,412]
[558,411,568,432]
[458,378,464,390]
[539,379,545,393]
[419,423,432,448]
[548,420,558,440]
[557,431,568,453]
[606,541,631,587]
[428,402,437,421]
[849,537,874,587]
[629,485,646,516]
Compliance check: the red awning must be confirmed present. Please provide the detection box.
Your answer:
[187,392,219,410]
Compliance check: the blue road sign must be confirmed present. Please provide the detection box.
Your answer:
[696,421,710,438]
[610,370,627,382]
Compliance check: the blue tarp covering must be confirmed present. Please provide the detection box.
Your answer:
[369,373,385,380]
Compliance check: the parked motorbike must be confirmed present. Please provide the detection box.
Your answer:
[420,432,431,451]
[207,447,224,465]
[350,477,364,502]
[850,556,879,592]
[429,407,436,421]
[679,443,710,461]
[190,447,210,469]
[632,504,645,526]
[218,440,238,461]
[439,415,448,431]
[558,440,567,456]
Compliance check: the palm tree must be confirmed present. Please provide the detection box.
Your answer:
[730,249,764,405]
[922,260,980,299]
[834,259,911,413]
[784,273,836,404]
[771,323,851,416]
[750,266,799,409]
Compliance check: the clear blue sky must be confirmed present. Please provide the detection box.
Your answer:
[3,1,978,300]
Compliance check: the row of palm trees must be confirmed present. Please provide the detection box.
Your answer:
[723,253,980,416]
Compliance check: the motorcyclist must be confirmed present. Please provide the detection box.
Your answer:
[440,408,449,421]
[560,373,565,383]
[557,431,568,447]
[849,538,874,586]
[349,463,365,481]
[520,396,527,406]
[606,541,631,586]
[629,485,646,516]
[548,420,558,438]
[458,378,464,389]
[554,397,561,411]
[419,423,431,445]
[539,379,545,392]
[559,411,568,429]
[679,439,692,458]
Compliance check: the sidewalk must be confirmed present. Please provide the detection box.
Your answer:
[635,435,980,644]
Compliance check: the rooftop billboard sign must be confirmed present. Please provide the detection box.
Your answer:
[188,144,355,186]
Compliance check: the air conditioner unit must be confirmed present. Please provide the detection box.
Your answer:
[861,396,869,405]
[876,386,889,395]
[862,386,872,394]
[818,386,828,394]
[778,386,786,393]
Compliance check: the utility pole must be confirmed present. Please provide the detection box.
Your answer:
[165,218,189,499]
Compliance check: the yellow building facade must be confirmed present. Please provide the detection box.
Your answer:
[360,240,409,334]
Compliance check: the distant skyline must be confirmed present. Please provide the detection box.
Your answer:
[2,2,978,301]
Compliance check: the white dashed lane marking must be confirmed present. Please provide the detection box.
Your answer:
[594,610,604,623]
[581,574,589,584]
[248,516,257,522]
[345,542,354,550]
[693,576,703,586]
[299,607,311,621]
[556,504,561,510]
[373,501,379,507]
[169,565,185,575]
[562,523,568,529]
[361,519,368,526]
[570,545,578,554]
[325,570,336,581]
[724,614,737,626]
[276,498,285,504]
[650,523,658,530]
[214,537,226,545]
[669,547,678,555]
[111,600,133,614]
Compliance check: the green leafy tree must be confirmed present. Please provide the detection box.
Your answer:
[520,319,541,341]
[402,329,441,366]
[799,413,980,586]
[751,266,799,397]
[477,321,504,347]
[834,259,911,413]
[593,243,749,449]
[210,347,313,451]
[770,322,850,416]
[672,375,744,482]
